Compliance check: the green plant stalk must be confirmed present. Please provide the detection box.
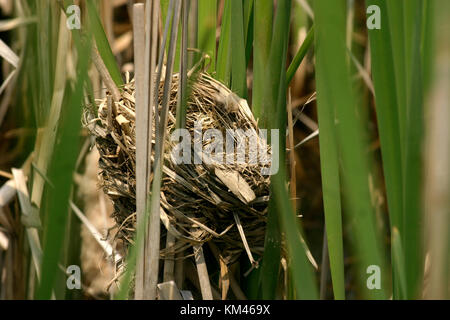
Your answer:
[366,0,404,299]
[286,26,314,85]
[197,0,216,72]
[315,0,387,299]
[36,0,52,124]
[266,0,318,300]
[36,37,91,300]
[402,0,425,299]
[259,198,281,299]
[216,0,231,86]
[308,12,345,302]
[258,0,287,299]
[272,170,319,299]
[257,0,281,299]
[243,0,254,66]
[252,0,273,126]
[314,26,346,298]
[421,0,435,93]
[386,0,407,156]
[115,211,147,299]
[231,0,247,98]
[392,228,407,298]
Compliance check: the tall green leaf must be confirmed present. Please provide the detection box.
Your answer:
[402,0,425,299]
[366,0,404,299]
[252,0,273,125]
[197,0,216,72]
[286,26,314,86]
[37,35,91,300]
[265,0,318,300]
[314,0,387,299]
[313,24,345,299]
[216,0,231,86]
[386,0,407,154]
[231,0,247,98]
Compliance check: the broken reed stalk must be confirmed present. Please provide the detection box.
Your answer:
[0,156,33,240]
[91,43,121,102]
[12,168,43,281]
[208,242,247,300]
[70,201,122,265]
[193,244,213,300]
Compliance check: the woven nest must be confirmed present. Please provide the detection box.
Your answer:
[84,72,271,266]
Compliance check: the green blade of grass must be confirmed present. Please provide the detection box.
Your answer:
[36,30,91,300]
[86,0,123,86]
[314,0,387,299]
[36,0,52,124]
[265,0,318,300]
[243,0,254,66]
[305,12,345,302]
[259,198,281,299]
[216,0,231,86]
[252,0,273,125]
[402,0,425,299]
[230,0,247,98]
[392,228,407,298]
[286,26,314,86]
[31,8,70,213]
[313,21,345,300]
[386,0,407,152]
[421,0,435,93]
[256,0,280,299]
[366,0,404,299]
[197,0,216,73]
[272,173,319,299]
[257,0,286,299]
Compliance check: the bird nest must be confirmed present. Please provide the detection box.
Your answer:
[84,72,271,266]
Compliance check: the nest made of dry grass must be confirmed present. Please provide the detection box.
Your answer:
[84,71,271,266]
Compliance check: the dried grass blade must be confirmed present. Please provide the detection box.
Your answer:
[233,212,256,267]
[30,14,70,208]
[193,244,213,300]
[70,201,122,265]
[12,169,43,281]
[0,39,19,68]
